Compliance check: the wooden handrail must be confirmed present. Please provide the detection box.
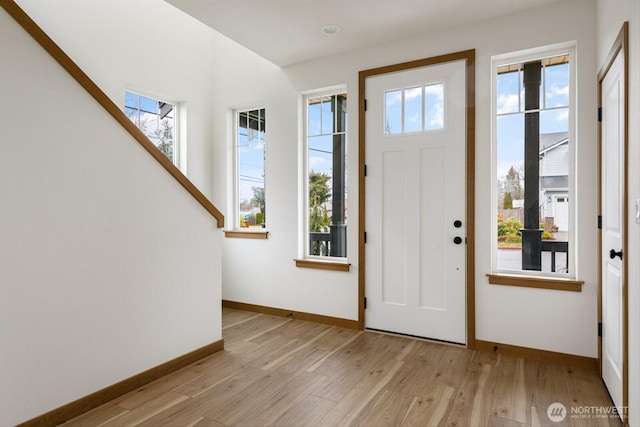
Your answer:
[0,0,225,228]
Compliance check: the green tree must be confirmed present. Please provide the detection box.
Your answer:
[251,186,265,224]
[505,165,523,200]
[503,192,513,209]
[309,171,331,232]
[155,119,174,162]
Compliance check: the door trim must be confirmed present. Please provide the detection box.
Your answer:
[597,22,628,420]
[358,50,476,348]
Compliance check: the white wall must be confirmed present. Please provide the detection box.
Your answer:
[15,0,217,199]
[216,0,600,357]
[0,4,222,426]
[597,0,640,424]
[209,32,360,320]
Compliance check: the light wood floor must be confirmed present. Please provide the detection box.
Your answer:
[64,308,621,427]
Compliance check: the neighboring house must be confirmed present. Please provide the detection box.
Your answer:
[539,132,569,231]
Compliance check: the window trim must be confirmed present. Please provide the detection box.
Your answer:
[231,107,267,234]
[491,42,577,284]
[487,273,583,292]
[299,86,350,268]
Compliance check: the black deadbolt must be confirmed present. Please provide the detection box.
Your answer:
[453,220,462,228]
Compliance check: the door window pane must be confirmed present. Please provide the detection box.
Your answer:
[404,87,422,133]
[385,90,402,134]
[384,84,444,134]
[425,83,444,130]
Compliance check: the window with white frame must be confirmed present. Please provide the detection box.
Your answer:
[493,43,575,276]
[125,91,177,164]
[305,91,347,259]
[235,108,266,229]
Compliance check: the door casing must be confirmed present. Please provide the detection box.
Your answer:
[597,22,628,421]
[358,50,476,348]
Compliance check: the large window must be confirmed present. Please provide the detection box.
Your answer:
[305,91,347,259]
[236,108,266,229]
[125,91,177,164]
[493,44,574,276]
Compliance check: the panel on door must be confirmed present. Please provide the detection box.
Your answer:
[365,59,467,344]
[600,45,625,411]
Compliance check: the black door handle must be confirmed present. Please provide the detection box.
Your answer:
[453,236,463,245]
[609,249,623,260]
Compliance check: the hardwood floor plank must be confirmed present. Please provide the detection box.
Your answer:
[488,414,529,427]
[260,326,333,371]
[137,367,269,427]
[223,316,290,346]
[63,309,619,427]
[387,341,447,396]
[401,384,456,426]
[203,370,289,425]
[222,313,263,330]
[234,371,327,426]
[526,360,572,426]
[270,395,336,427]
[431,345,474,388]
[107,353,218,411]
[306,330,363,372]
[101,392,189,427]
[222,307,263,328]
[563,366,623,427]
[192,417,226,427]
[355,389,416,426]
[316,358,405,426]
[60,403,128,427]
[492,354,522,422]
[312,335,398,402]
[310,331,383,377]
[443,351,498,427]
[242,319,293,344]
[172,353,245,398]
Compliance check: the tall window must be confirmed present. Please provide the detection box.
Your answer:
[493,44,574,276]
[305,92,347,258]
[236,108,266,229]
[125,91,177,164]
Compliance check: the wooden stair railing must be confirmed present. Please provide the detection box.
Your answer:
[0,0,225,228]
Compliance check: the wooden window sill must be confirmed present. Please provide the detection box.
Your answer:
[487,273,584,292]
[295,259,351,272]
[224,230,269,239]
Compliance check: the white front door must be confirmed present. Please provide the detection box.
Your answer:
[364,59,467,344]
[600,39,626,411]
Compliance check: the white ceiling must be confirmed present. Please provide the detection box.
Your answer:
[165,0,567,67]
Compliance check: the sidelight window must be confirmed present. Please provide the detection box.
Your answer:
[493,44,575,277]
[305,90,348,259]
[235,108,266,229]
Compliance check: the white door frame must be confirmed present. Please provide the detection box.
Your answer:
[357,50,476,348]
[598,22,628,420]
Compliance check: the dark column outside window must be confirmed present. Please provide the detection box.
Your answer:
[521,61,542,271]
